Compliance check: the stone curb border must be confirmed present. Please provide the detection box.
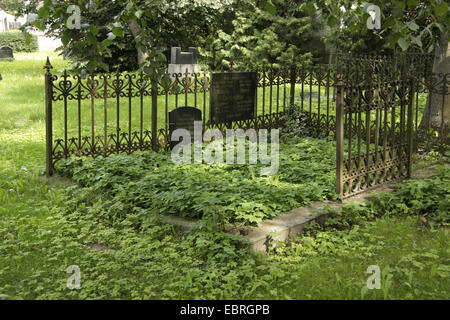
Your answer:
[243,201,341,252]
[160,163,442,252]
[161,201,343,252]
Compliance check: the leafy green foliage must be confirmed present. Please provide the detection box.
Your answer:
[21,0,237,72]
[280,104,329,139]
[268,214,449,299]
[299,0,449,54]
[56,137,337,225]
[23,0,450,74]
[266,167,449,299]
[268,164,449,264]
[1,51,449,300]
[0,31,38,52]
[2,157,448,299]
[368,167,450,228]
[305,165,450,236]
[0,0,28,13]
[201,0,321,70]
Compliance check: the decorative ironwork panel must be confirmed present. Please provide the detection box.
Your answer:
[336,54,416,199]
[45,61,294,173]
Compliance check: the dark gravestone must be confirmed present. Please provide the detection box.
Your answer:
[210,72,257,125]
[0,46,14,60]
[170,47,198,64]
[169,106,202,150]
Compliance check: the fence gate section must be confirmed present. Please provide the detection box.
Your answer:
[336,55,415,198]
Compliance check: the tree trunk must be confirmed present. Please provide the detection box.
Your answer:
[128,19,149,66]
[419,32,449,133]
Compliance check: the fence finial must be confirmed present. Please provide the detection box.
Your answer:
[44,56,53,74]
[229,59,234,72]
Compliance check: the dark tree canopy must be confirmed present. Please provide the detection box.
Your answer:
[201,0,325,71]
[21,0,237,72]
[23,0,448,75]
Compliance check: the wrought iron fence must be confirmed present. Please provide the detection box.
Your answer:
[291,64,337,137]
[44,58,338,176]
[335,53,449,198]
[44,53,448,200]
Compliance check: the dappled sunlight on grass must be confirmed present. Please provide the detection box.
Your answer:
[1,51,68,132]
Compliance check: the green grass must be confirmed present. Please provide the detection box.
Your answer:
[1,51,427,146]
[268,215,449,299]
[0,51,448,300]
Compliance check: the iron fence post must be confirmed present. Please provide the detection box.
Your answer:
[229,59,234,72]
[407,67,415,178]
[290,57,296,106]
[44,57,53,177]
[440,74,449,143]
[151,77,158,151]
[336,72,345,197]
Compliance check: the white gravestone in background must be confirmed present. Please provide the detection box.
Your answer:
[168,47,199,80]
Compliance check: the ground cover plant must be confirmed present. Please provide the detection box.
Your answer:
[268,166,449,299]
[0,160,448,299]
[1,0,448,302]
[0,51,448,301]
[55,136,337,225]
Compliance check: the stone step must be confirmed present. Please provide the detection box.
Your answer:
[160,161,442,252]
[243,201,341,252]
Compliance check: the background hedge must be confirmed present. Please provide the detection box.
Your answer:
[0,30,39,52]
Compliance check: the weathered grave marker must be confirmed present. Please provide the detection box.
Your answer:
[210,72,257,125]
[168,47,199,78]
[169,106,202,150]
[0,46,14,60]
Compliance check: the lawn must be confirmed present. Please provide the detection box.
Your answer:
[0,51,448,300]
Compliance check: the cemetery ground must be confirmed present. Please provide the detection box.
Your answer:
[0,52,449,300]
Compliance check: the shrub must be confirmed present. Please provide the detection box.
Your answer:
[0,30,38,52]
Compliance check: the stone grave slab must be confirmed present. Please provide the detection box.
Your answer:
[210,72,257,125]
[168,47,199,78]
[169,106,202,150]
[0,46,14,60]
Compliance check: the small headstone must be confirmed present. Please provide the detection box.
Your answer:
[169,106,202,150]
[210,72,257,124]
[168,47,199,78]
[0,46,14,60]
[171,47,198,64]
